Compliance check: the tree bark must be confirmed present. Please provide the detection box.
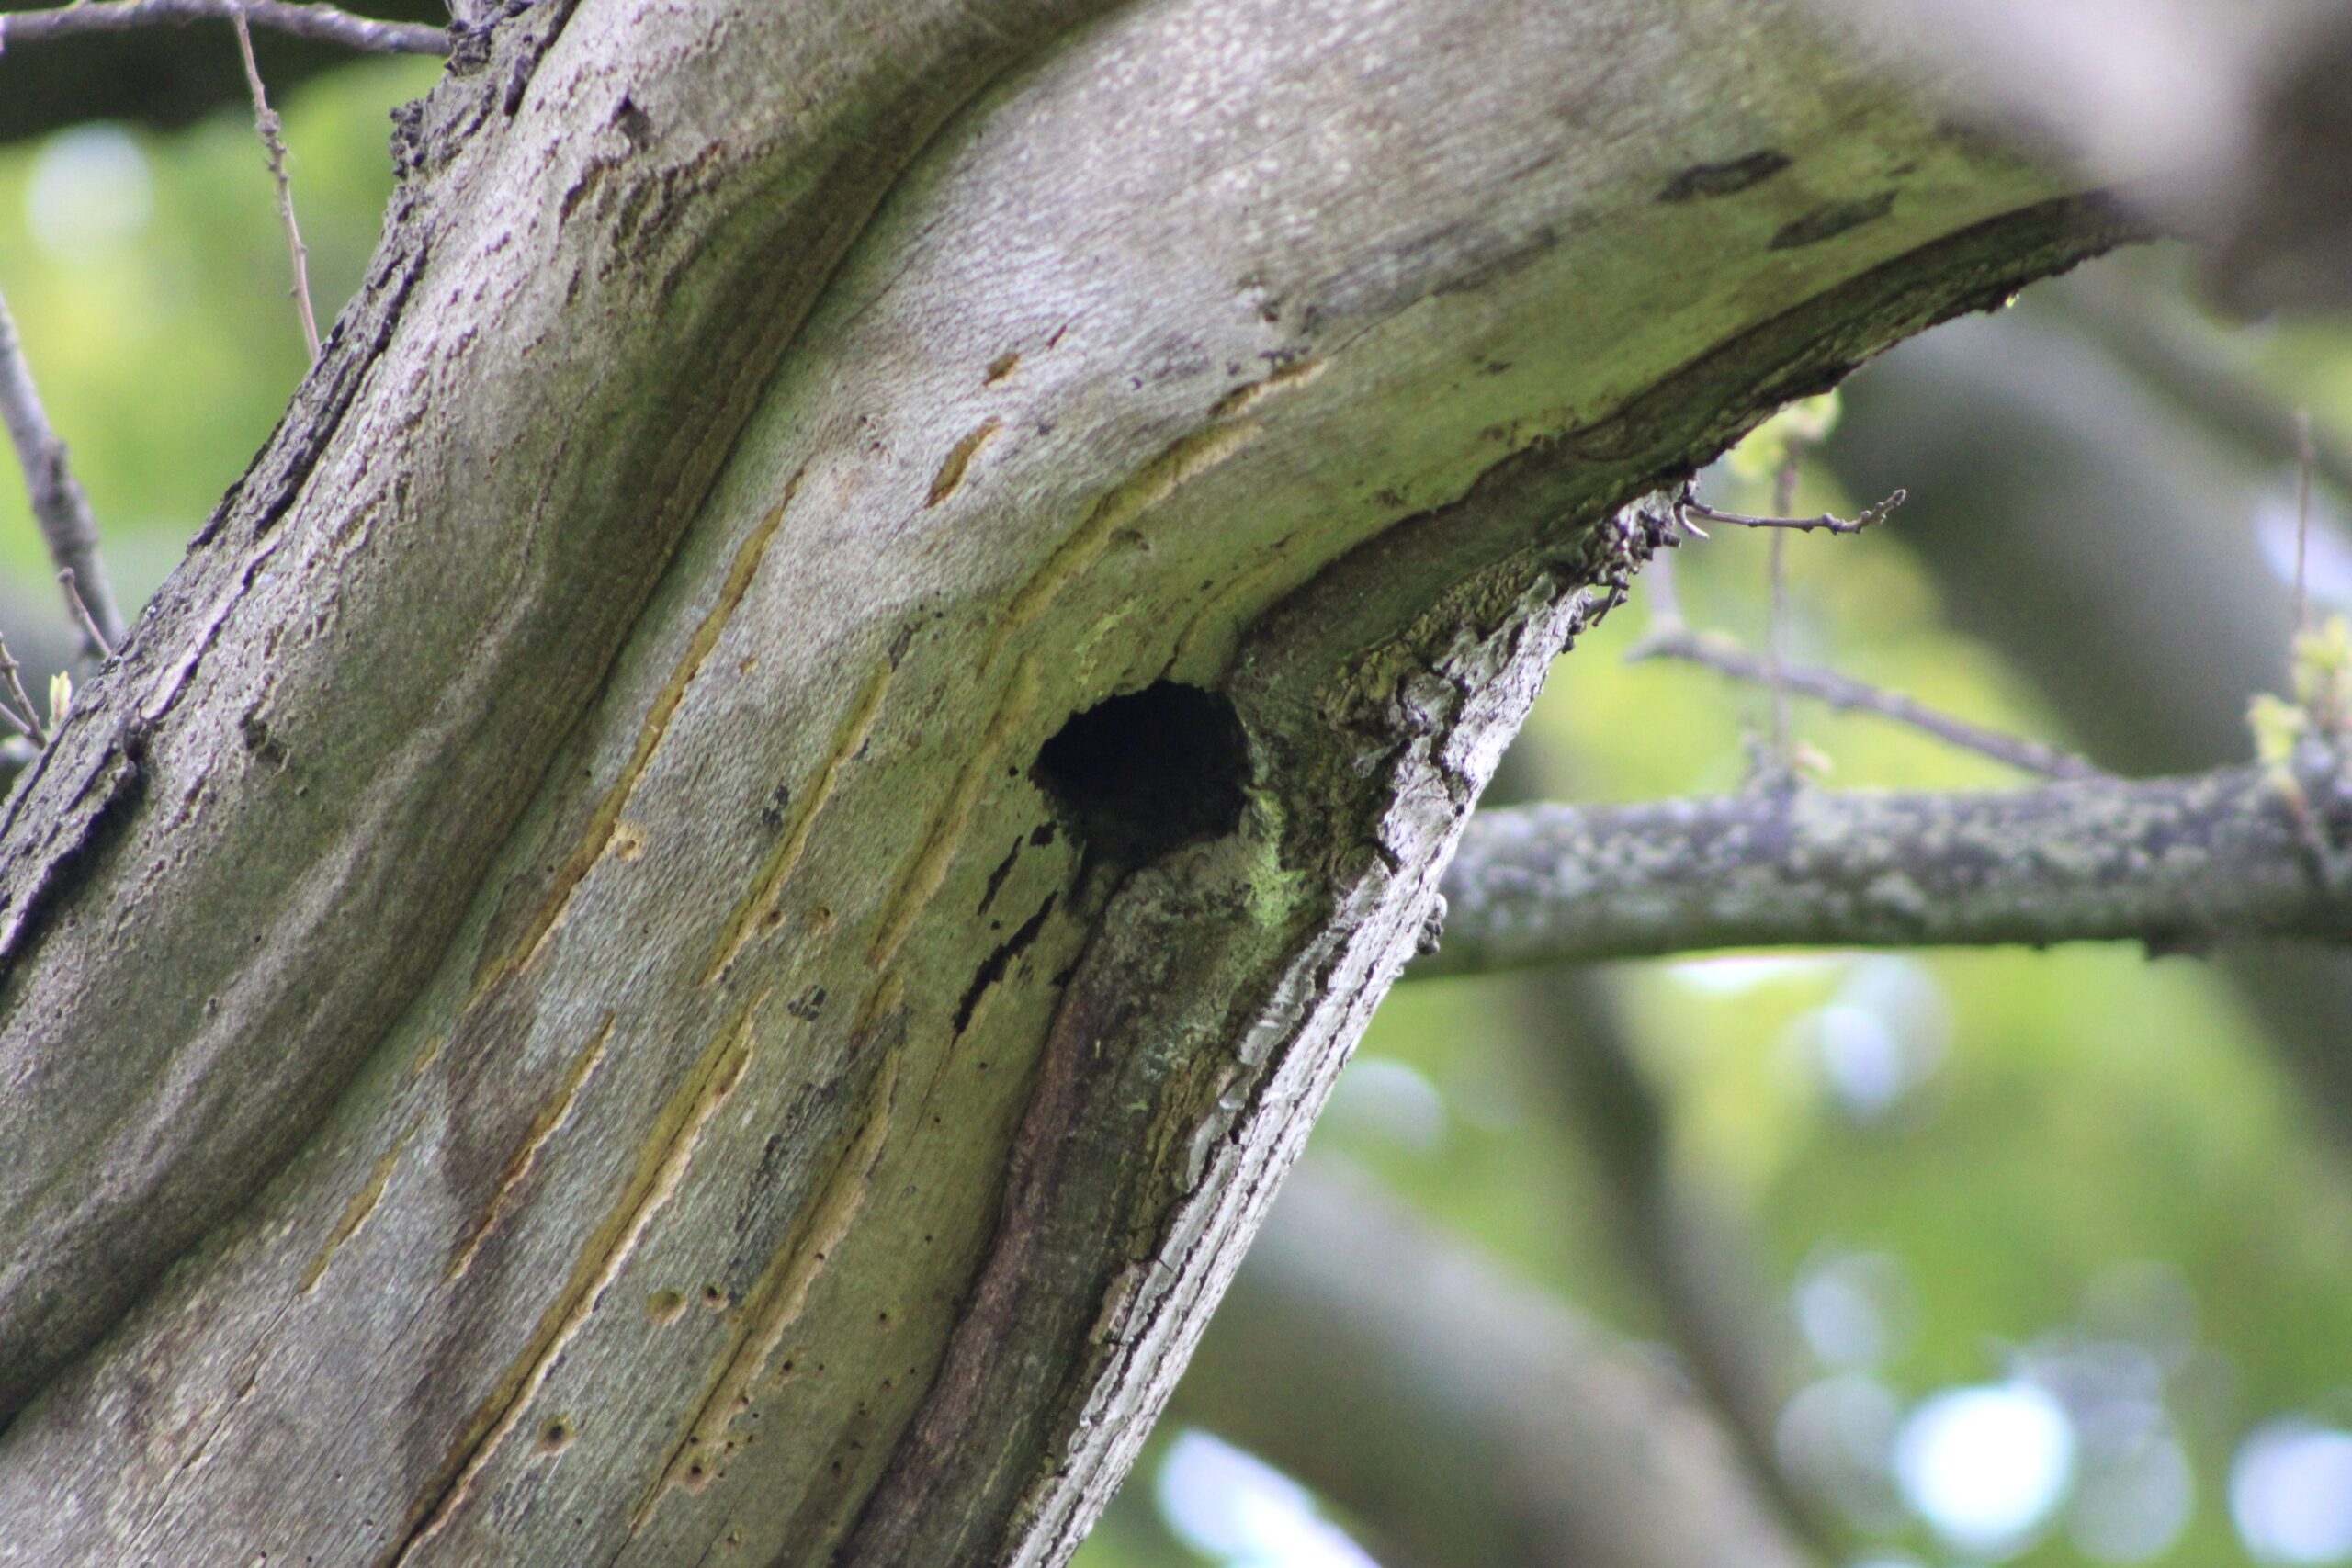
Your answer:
[1422,755,2352,972]
[0,1,2121,1562]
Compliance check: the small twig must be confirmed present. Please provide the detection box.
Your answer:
[1765,452,1799,771]
[58,570,114,661]
[0,283,126,660]
[0,635,47,748]
[1676,486,1905,537]
[0,0,447,53]
[232,3,322,363]
[1630,626,2105,781]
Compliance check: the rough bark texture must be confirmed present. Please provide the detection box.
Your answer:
[0,1,2121,1562]
[1424,753,2352,971]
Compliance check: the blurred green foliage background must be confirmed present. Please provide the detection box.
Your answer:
[0,54,438,612]
[6,48,2350,1568]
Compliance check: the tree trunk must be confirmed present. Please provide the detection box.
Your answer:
[0,1,2120,1562]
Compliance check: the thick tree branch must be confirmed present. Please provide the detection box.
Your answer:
[0,0,1128,1437]
[1423,751,2352,973]
[0,1,2129,1561]
[0,0,446,55]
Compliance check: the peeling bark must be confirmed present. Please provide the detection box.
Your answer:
[0,0,2122,1562]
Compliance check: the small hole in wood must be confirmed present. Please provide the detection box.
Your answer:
[1032,682,1249,871]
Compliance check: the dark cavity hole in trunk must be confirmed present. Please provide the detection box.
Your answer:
[1033,682,1250,871]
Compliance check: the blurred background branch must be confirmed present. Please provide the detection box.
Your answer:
[0,0,445,146]
[1505,965,1834,1555]
[1629,619,2104,781]
[1169,1162,1823,1568]
[0,280,122,657]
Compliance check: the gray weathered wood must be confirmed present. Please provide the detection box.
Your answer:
[0,0,2120,1562]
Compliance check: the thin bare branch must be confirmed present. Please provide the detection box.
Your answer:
[1417,750,2352,976]
[1630,625,2104,781]
[0,284,125,660]
[0,0,447,55]
[0,636,46,749]
[1765,452,1798,768]
[232,4,322,362]
[57,571,113,662]
[1677,486,1905,537]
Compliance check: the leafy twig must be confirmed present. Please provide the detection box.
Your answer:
[0,0,447,54]
[232,2,322,362]
[0,283,125,660]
